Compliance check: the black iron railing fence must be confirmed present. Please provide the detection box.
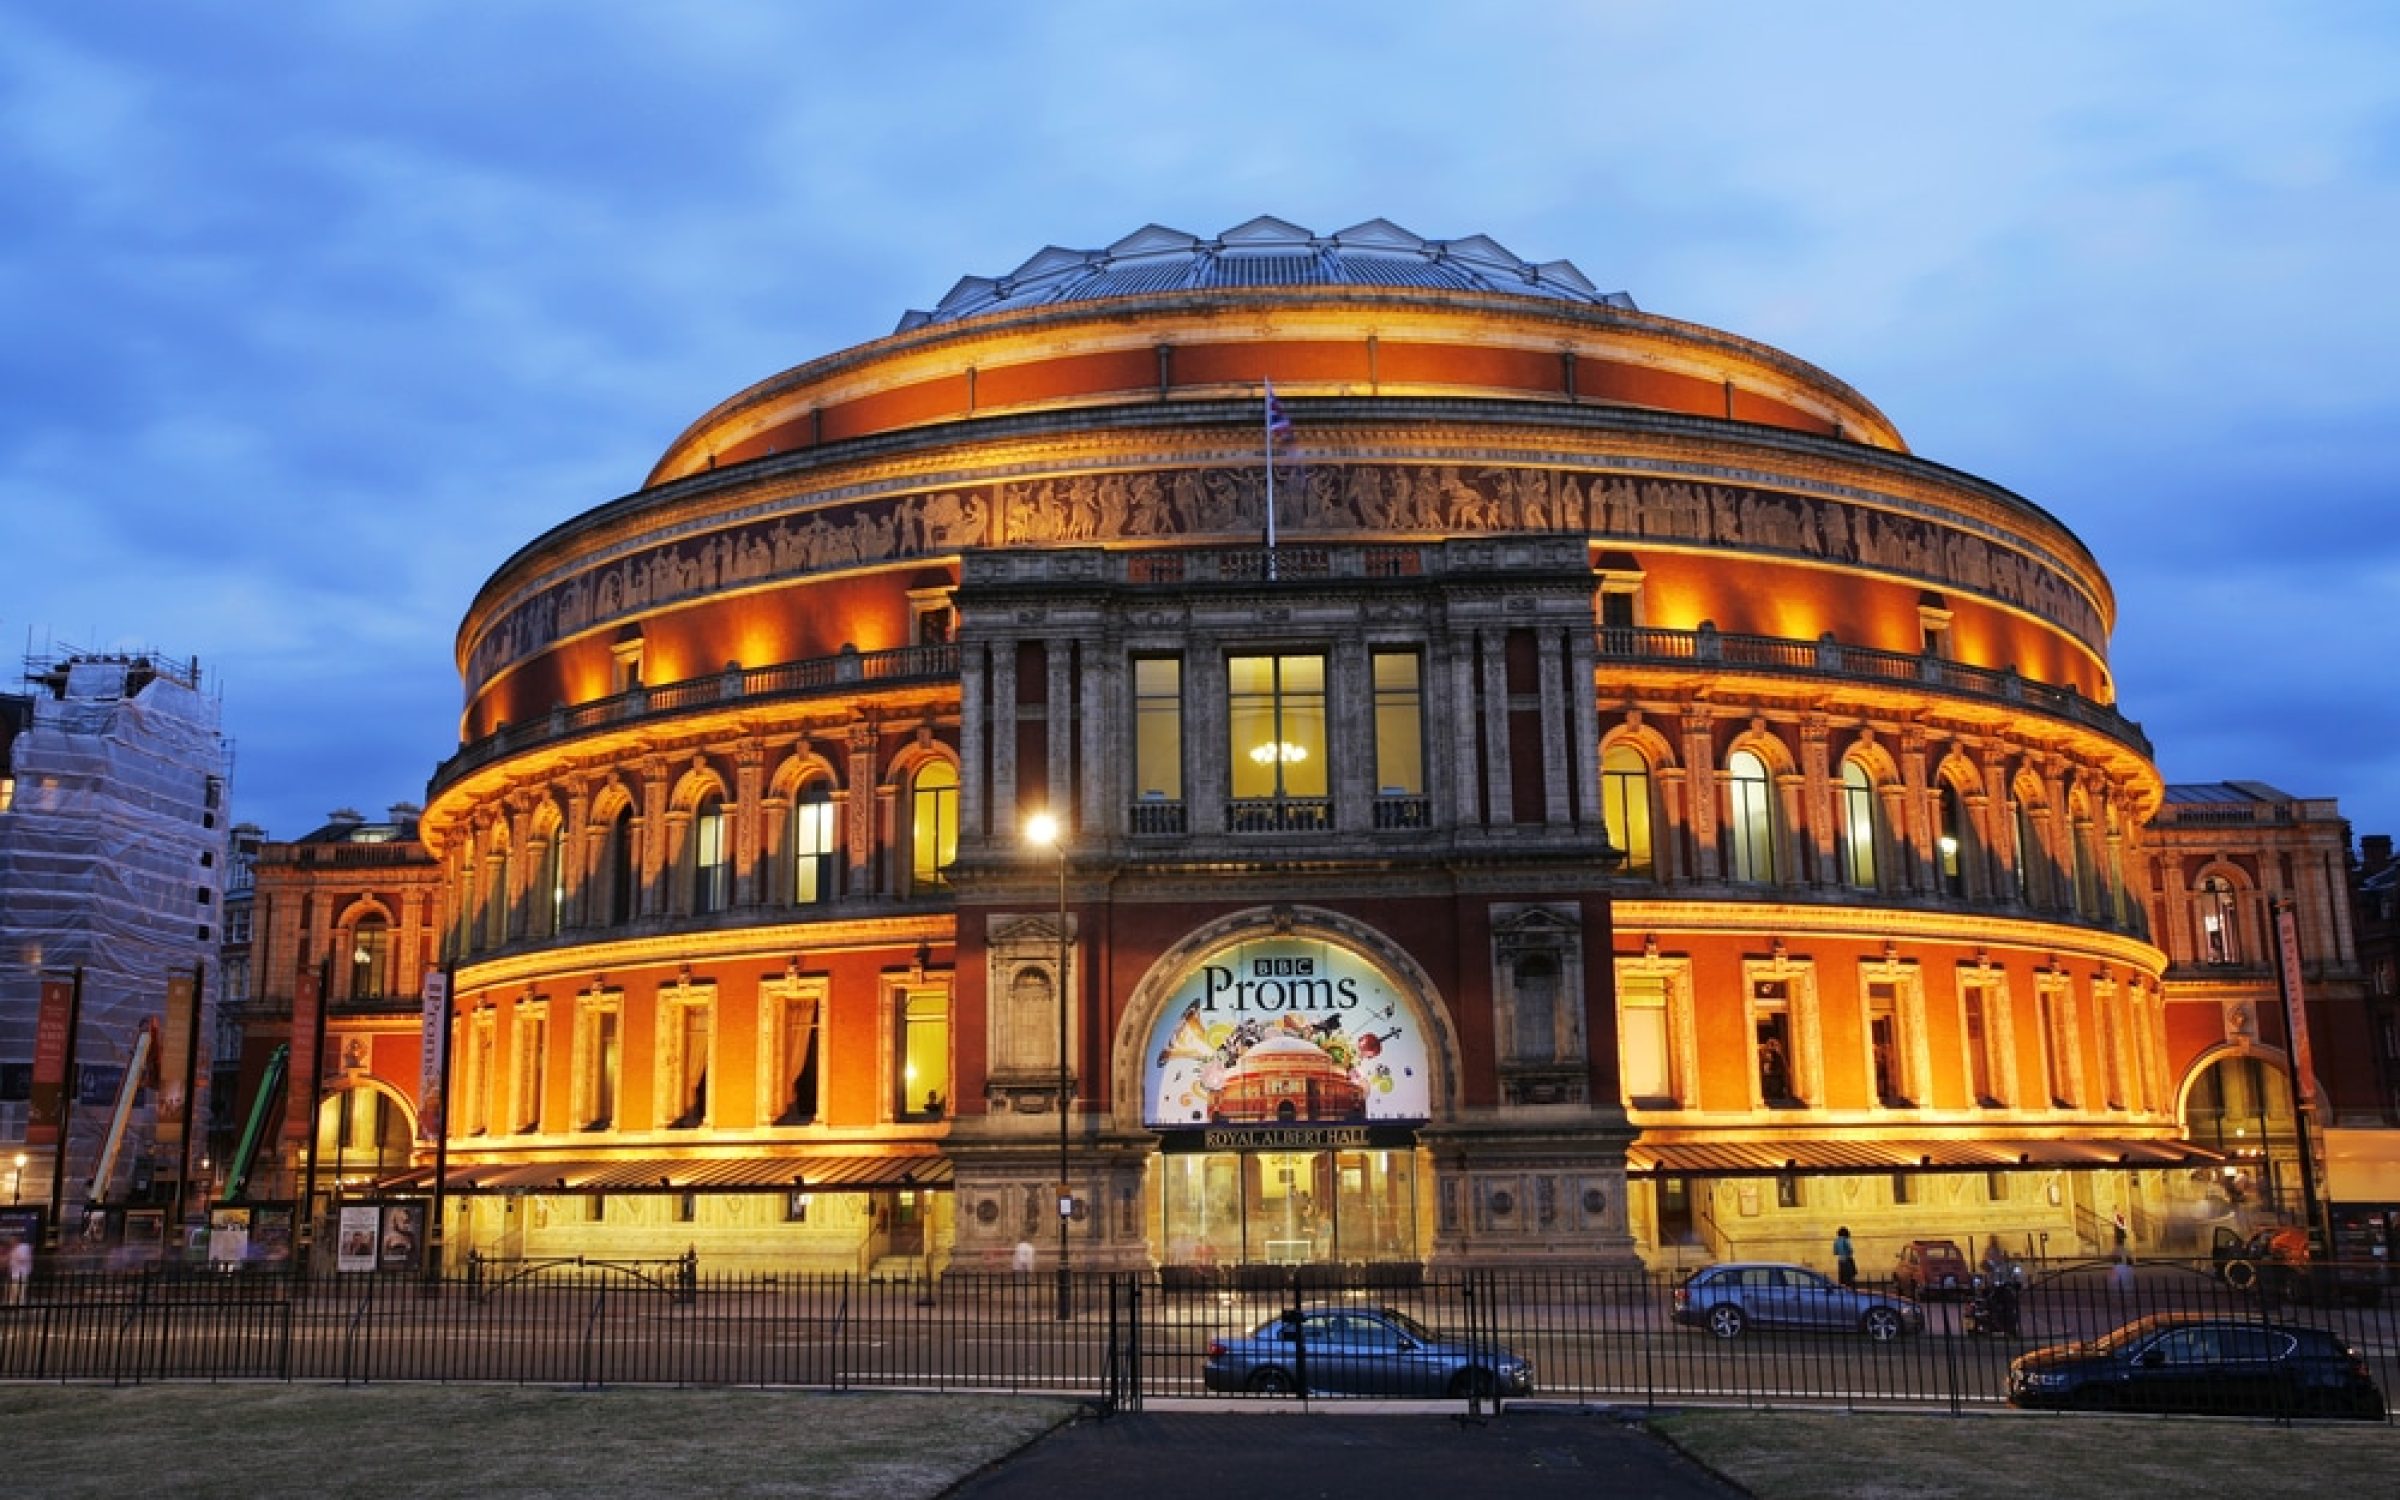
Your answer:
[0,1261,2389,1420]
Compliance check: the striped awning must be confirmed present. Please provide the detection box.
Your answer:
[1625,1137,2222,1178]
[369,1153,951,1197]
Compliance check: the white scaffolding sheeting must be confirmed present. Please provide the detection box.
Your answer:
[0,653,229,1208]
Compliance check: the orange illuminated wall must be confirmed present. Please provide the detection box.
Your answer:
[462,573,928,740]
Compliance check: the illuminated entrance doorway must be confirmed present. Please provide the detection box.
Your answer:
[2185,1053,2297,1217]
[1158,1138,1422,1267]
[1139,929,1439,1270]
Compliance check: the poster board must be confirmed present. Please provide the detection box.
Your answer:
[335,1205,380,1273]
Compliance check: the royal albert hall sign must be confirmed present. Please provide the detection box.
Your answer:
[1143,937,1433,1138]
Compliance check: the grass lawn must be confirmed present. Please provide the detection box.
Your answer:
[0,1385,1078,1499]
[1651,1408,2400,1500]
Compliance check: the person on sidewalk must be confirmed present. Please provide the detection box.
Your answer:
[5,1235,31,1306]
[1832,1225,1857,1289]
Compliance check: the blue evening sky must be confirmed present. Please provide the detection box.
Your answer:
[3,3,2395,846]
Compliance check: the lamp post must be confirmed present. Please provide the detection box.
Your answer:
[11,1152,24,1205]
[1025,811,1072,1321]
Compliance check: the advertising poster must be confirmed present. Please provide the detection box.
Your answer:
[26,975,75,1147]
[249,1205,295,1267]
[157,970,196,1154]
[207,1206,251,1267]
[1144,936,1431,1131]
[379,1201,425,1270]
[335,1205,380,1273]
[417,971,449,1146]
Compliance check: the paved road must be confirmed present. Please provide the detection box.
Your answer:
[946,1406,1745,1500]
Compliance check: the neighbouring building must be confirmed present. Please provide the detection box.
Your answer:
[370,218,2395,1281]
[0,649,228,1249]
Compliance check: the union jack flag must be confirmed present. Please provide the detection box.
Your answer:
[1265,380,1295,448]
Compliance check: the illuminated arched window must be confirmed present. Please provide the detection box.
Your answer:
[349,915,389,1000]
[691,791,730,915]
[2012,793,2043,903]
[1602,743,1655,878]
[1836,759,1878,890]
[909,761,958,894]
[791,781,838,905]
[2200,875,2240,964]
[1724,749,1776,884]
[1936,783,1969,897]
[603,804,635,927]
[538,827,564,938]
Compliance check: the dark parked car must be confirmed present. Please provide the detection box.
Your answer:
[2008,1313,2384,1418]
[1673,1261,1924,1341]
[1892,1238,1973,1301]
[1202,1305,1534,1398]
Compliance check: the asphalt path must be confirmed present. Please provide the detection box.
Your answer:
[944,1407,1746,1500]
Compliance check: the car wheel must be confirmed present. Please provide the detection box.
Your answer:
[1861,1307,1903,1342]
[1246,1367,1296,1395]
[2222,1259,2257,1292]
[1449,1367,1497,1399]
[1706,1305,1747,1339]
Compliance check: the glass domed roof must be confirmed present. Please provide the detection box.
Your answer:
[897,216,1635,332]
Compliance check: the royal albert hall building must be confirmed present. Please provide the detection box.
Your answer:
[411,218,2212,1280]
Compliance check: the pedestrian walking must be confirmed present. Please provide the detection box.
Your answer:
[1832,1225,1857,1289]
[6,1235,31,1306]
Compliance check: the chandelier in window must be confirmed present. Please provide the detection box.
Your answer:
[1248,741,1310,766]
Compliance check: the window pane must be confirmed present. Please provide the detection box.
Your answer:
[1620,975,1671,1100]
[1727,750,1774,882]
[1838,760,1877,889]
[911,763,957,890]
[794,787,836,904]
[1371,651,1423,796]
[1133,657,1183,802]
[1603,745,1653,877]
[900,992,949,1118]
[1228,654,1326,800]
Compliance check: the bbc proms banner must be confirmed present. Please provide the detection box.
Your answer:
[417,971,448,1146]
[1143,936,1430,1129]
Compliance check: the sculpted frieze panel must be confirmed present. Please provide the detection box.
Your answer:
[464,464,2104,693]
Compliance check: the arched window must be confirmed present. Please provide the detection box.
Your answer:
[909,761,958,894]
[1936,783,1969,897]
[791,782,838,905]
[2012,793,2043,903]
[482,832,511,950]
[1724,749,1776,884]
[1836,759,1878,890]
[2200,875,2240,964]
[537,828,564,938]
[2071,808,2101,917]
[1602,744,1655,878]
[691,791,730,915]
[349,915,389,1000]
[603,804,636,927]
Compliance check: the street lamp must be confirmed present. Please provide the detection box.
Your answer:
[1025,810,1072,1321]
[11,1152,24,1205]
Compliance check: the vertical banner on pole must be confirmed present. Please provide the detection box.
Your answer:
[417,970,449,1145]
[2274,902,2320,1110]
[156,971,196,1155]
[285,965,322,1146]
[27,976,75,1147]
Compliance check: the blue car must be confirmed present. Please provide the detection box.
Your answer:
[1202,1304,1534,1397]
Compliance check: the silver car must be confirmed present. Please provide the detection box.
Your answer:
[1674,1261,1925,1341]
[1202,1305,1535,1397]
